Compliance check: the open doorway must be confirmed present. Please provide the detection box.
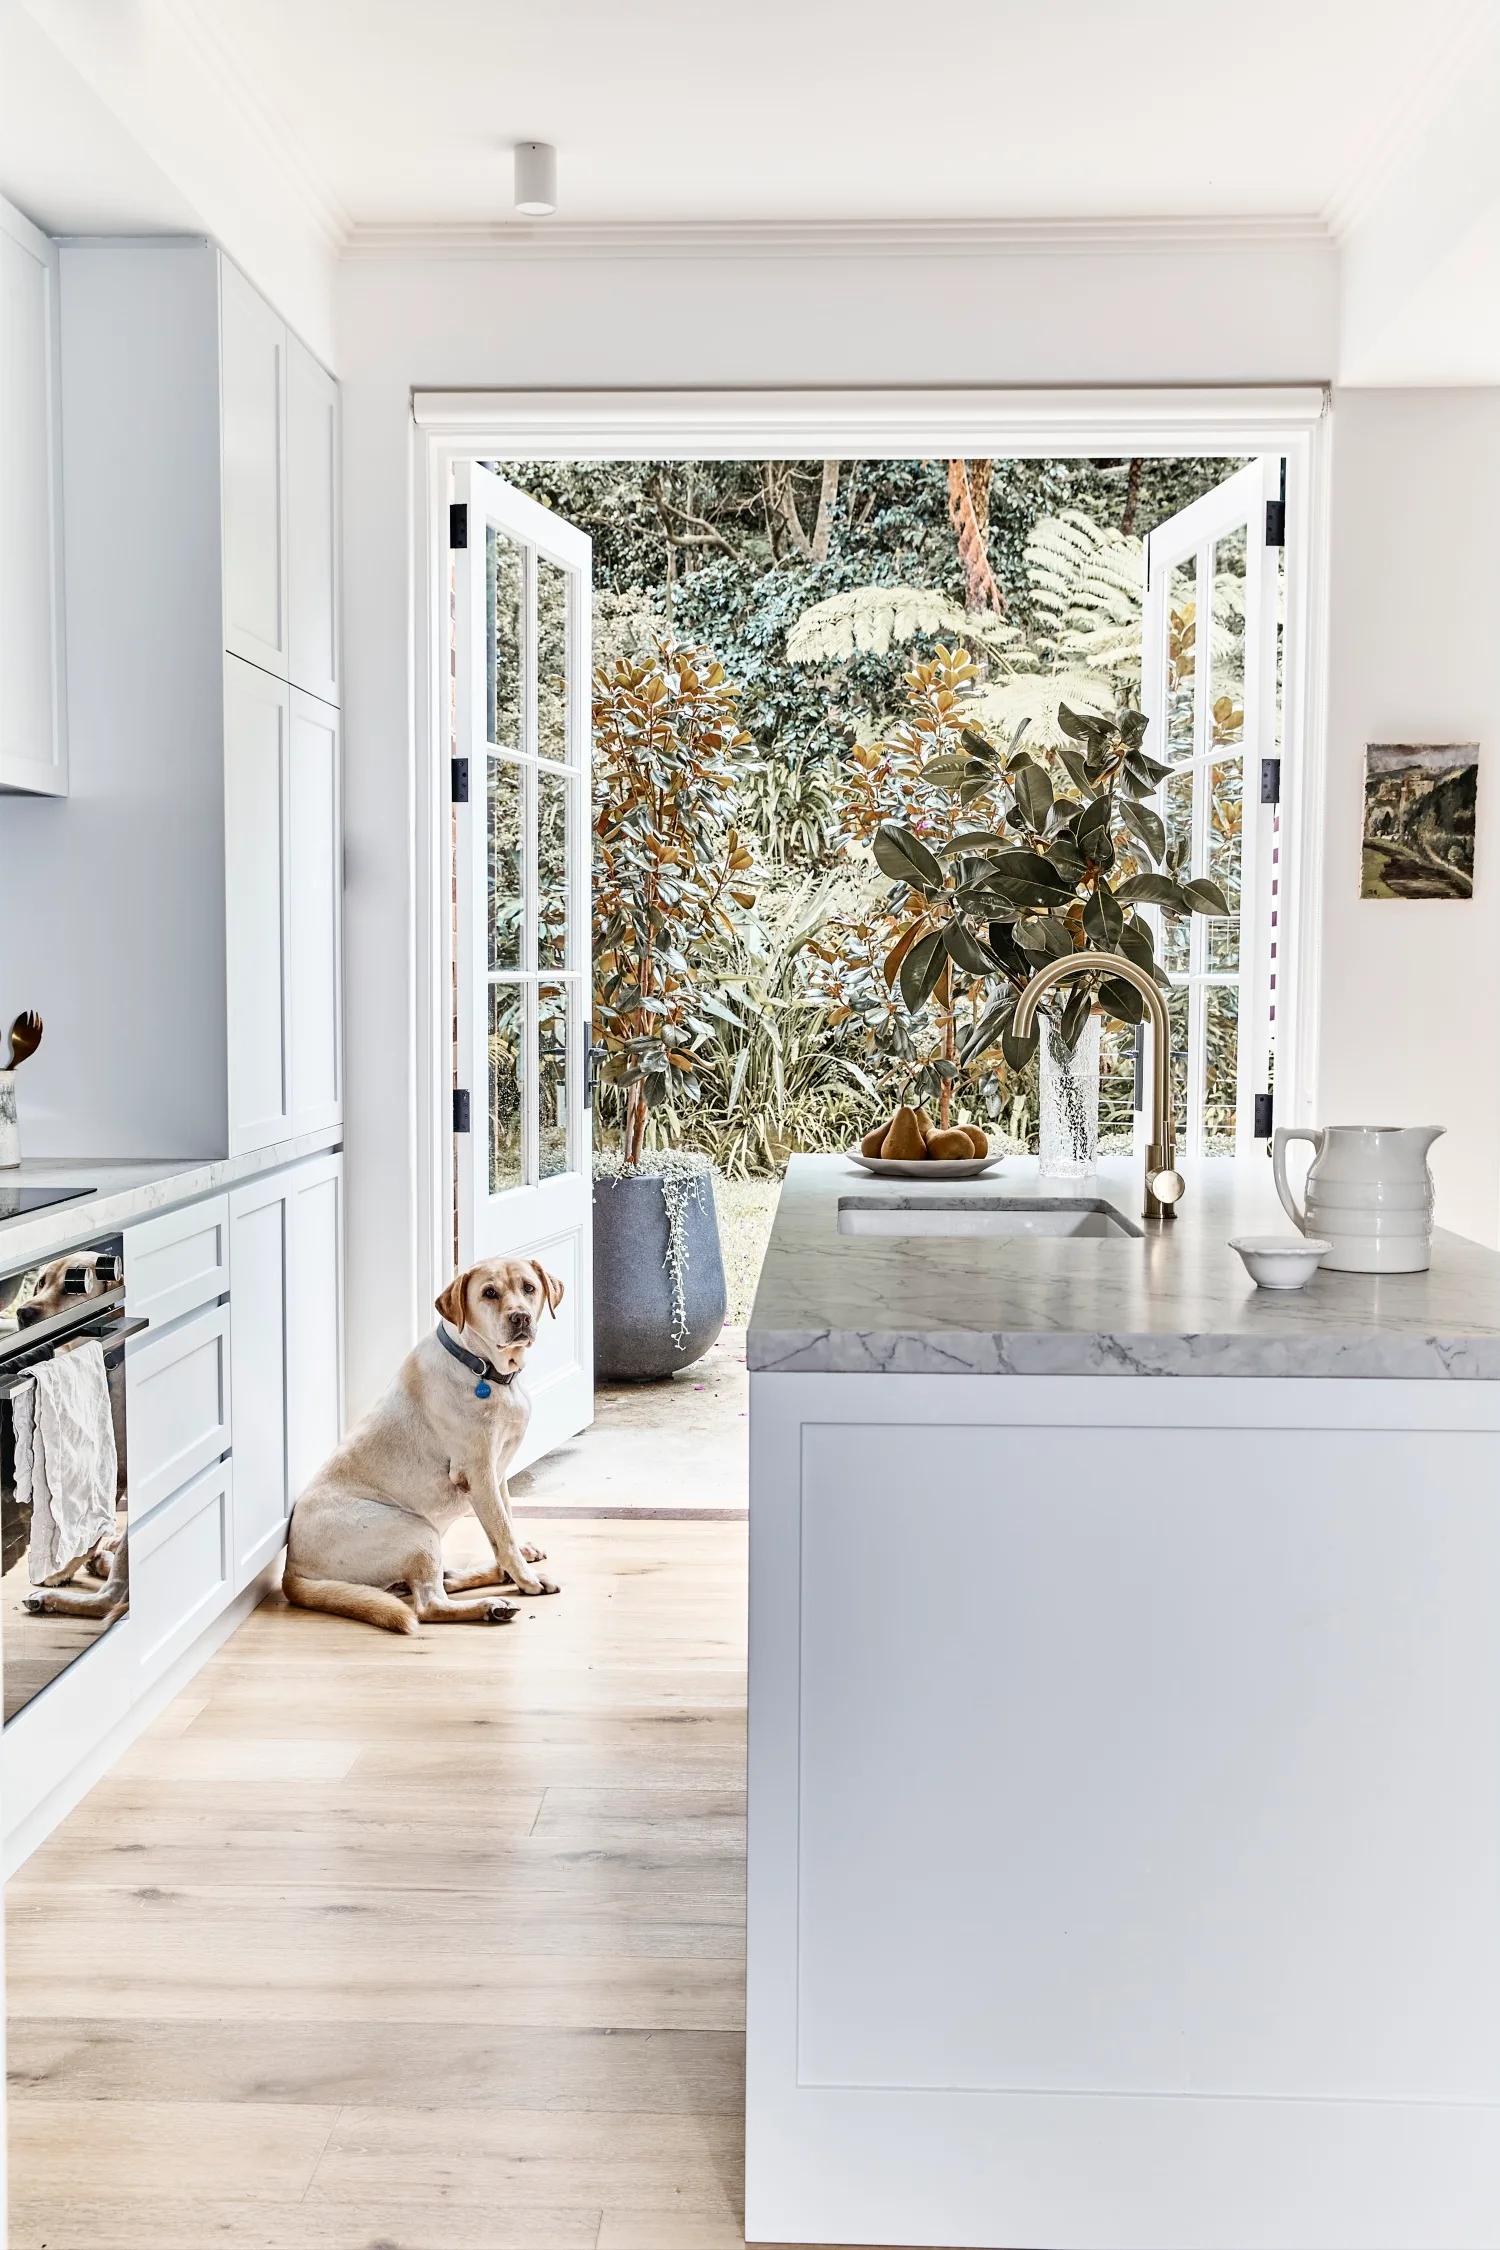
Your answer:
[441,439,1302,1506]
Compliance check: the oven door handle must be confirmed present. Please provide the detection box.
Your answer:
[0,1312,149,1395]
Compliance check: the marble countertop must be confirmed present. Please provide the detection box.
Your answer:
[747,1152,1500,1378]
[0,1130,342,1270]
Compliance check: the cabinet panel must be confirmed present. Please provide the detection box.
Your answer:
[287,1152,344,1498]
[126,1195,230,1331]
[228,1174,290,1585]
[125,1303,231,1522]
[287,336,339,705]
[131,1457,233,1685]
[289,693,342,1134]
[224,656,292,1153]
[0,195,66,794]
[220,260,287,677]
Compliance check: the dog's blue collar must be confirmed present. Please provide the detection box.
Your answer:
[436,1321,516,1399]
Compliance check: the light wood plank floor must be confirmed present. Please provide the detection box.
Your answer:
[7,1516,903,2250]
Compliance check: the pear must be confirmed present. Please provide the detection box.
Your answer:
[927,1127,976,1160]
[860,1124,888,1157]
[915,1106,937,1141]
[881,1106,928,1161]
[965,1125,989,1156]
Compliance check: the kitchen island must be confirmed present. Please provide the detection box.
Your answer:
[745,1154,1500,2250]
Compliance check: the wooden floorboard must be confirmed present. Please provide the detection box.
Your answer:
[6,1515,909,2250]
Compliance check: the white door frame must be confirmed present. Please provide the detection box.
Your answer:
[412,388,1331,1329]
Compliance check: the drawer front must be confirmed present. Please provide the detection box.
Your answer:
[126,1196,230,1330]
[125,1303,231,1520]
[131,1457,233,1683]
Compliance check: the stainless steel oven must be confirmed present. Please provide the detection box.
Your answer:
[0,1237,147,1723]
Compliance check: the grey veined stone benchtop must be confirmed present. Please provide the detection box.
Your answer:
[747,1152,1500,1378]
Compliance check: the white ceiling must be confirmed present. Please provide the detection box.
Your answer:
[180,0,1486,235]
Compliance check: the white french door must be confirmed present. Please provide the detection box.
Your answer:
[1141,459,1282,1159]
[453,462,593,1467]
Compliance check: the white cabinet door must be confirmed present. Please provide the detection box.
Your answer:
[131,1457,234,1689]
[125,1303,232,1523]
[219,259,287,679]
[228,1171,291,1586]
[286,1151,344,1499]
[225,656,293,1153]
[286,335,339,705]
[0,193,66,795]
[289,691,343,1134]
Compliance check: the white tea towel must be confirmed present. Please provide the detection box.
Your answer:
[16,1340,119,1583]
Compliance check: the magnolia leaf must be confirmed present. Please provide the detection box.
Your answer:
[961,995,1016,1063]
[1055,745,1098,798]
[1123,748,1172,792]
[942,829,1009,858]
[1119,914,1157,973]
[1001,1021,1040,1071]
[882,918,926,989]
[1115,872,1182,907]
[1082,880,1124,947]
[1013,763,1054,831]
[899,927,947,1013]
[985,849,1076,898]
[873,821,944,892]
[942,920,997,976]
[1075,795,1113,861]
[1099,975,1145,1024]
[1178,876,1232,916]
[1119,795,1166,862]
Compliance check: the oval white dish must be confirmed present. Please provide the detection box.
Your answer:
[1229,1234,1333,1290]
[846,1153,1005,1181]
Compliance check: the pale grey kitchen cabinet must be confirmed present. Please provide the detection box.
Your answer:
[0,239,343,1161]
[0,190,67,796]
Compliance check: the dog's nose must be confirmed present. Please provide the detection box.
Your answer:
[507,1310,532,1335]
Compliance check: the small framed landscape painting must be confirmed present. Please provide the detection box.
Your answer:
[1361,743,1478,900]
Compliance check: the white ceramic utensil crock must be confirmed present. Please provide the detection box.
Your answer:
[1272,1124,1443,1273]
[0,1071,18,1169]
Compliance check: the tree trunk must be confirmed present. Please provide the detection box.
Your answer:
[626,1083,647,1166]
[811,459,839,561]
[774,463,814,559]
[1120,456,1144,536]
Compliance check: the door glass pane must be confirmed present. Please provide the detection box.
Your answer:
[538,557,569,766]
[1207,758,1242,970]
[488,984,523,1193]
[487,530,523,751]
[1167,983,1189,1144]
[538,769,569,971]
[1209,527,1246,750]
[1166,557,1197,760]
[488,756,523,972]
[1203,984,1239,1151]
[538,983,571,1179]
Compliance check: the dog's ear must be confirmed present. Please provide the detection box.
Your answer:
[532,1262,564,1319]
[434,1270,470,1326]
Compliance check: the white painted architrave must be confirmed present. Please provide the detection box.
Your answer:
[412,389,1330,1342]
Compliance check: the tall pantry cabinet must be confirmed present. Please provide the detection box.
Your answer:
[0,237,346,1580]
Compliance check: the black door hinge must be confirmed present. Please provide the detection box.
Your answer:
[1254,1092,1274,1140]
[1260,757,1281,805]
[449,502,468,550]
[451,756,469,803]
[453,1088,471,1134]
[1265,458,1287,547]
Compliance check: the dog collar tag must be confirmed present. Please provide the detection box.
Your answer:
[474,1378,492,1399]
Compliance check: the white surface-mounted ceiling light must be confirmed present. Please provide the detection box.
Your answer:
[514,142,557,216]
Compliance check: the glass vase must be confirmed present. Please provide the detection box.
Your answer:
[1038,1009,1100,1178]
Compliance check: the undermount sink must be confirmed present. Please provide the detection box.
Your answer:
[837,1196,1142,1240]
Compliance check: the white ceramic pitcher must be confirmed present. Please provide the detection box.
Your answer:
[1272,1124,1444,1273]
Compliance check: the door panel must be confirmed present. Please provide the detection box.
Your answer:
[219,261,287,677]
[286,335,339,704]
[227,1175,290,1585]
[1142,462,1280,1160]
[289,691,343,1134]
[224,657,292,1152]
[454,463,593,1465]
[286,1153,344,1496]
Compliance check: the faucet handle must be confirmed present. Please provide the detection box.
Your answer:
[1144,1143,1185,1220]
[1148,1166,1185,1205]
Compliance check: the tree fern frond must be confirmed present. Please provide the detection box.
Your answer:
[785,585,1023,664]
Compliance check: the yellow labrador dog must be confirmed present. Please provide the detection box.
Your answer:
[283,1258,563,1633]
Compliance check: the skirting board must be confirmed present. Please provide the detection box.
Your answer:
[3,1560,280,1878]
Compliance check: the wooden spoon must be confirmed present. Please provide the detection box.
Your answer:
[5,1012,43,1070]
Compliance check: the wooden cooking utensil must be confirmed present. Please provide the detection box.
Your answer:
[4,1011,43,1070]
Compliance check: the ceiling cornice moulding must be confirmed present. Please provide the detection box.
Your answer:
[344,214,1333,263]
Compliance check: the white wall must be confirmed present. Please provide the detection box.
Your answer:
[336,234,1338,1409]
[1315,389,1500,1245]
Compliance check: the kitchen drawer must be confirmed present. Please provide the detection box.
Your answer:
[125,1302,230,1520]
[126,1195,229,1330]
[131,1456,232,1685]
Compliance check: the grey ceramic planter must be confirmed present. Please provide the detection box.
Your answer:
[593,1168,727,1381]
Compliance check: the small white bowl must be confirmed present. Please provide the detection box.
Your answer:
[1229,1234,1333,1290]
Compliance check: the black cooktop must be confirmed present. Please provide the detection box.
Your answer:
[0,1185,97,1223]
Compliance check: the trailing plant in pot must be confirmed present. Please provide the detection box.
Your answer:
[590,642,755,1377]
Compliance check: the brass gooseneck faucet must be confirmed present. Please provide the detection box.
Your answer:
[1013,950,1185,1220]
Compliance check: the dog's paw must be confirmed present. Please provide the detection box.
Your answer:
[22,1595,45,1615]
[521,1543,546,1563]
[515,1572,559,1596]
[485,1601,519,1624]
